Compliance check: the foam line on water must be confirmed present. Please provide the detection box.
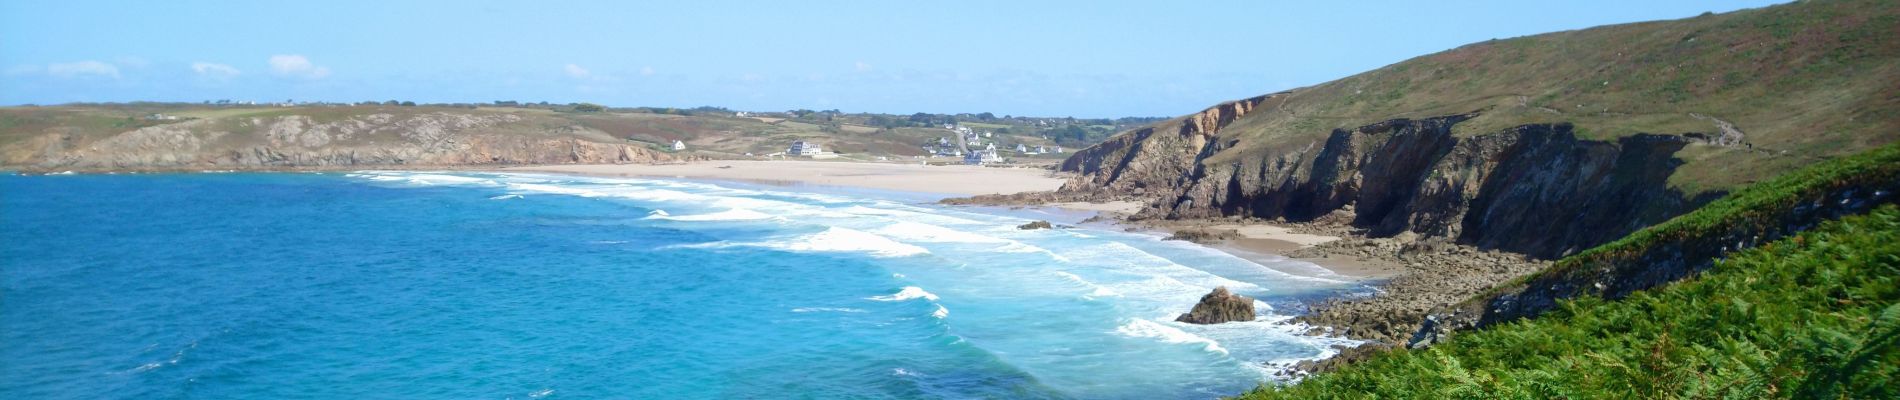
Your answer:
[867,286,940,302]
[1114,318,1228,355]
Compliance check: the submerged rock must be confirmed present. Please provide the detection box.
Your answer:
[1017,220,1054,230]
[1175,286,1256,324]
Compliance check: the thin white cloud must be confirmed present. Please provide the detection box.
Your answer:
[640,66,655,76]
[564,64,591,79]
[47,61,120,79]
[192,62,241,80]
[854,61,873,72]
[268,55,330,79]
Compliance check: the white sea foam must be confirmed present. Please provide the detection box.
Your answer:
[757,227,928,257]
[529,388,554,398]
[403,173,498,185]
[892,368,923,377]
[867,286,940,302]
[506,182,605,197]
[1115,319,1228,355]
[931,304,950,319]
[489,194,522,200]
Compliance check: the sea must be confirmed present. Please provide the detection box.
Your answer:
[0,171,1368,399]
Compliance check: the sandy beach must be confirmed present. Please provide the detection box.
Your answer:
[507,160,1065,197]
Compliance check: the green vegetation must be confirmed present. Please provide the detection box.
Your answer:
[1241,205,1900,399]
[1498,144,1900,295]
[1200,0,1899,193]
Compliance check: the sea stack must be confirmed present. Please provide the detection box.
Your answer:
[1175,286,1256,324]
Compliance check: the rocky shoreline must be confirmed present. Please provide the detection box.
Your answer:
[941,192,1548,362]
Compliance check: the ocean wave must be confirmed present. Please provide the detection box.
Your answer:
[1115,319,1228,355]
[1053,271,1121,298]
[931,305,950,319]
[488,194,523,200]
[761,227,928,257]
[867,286,939,302]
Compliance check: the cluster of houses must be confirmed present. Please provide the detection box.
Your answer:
[915,124,1063,165]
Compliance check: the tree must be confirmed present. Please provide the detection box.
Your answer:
[399,101,417,107]
[574,103,605,112]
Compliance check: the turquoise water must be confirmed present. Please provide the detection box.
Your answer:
[0,171,1363,399]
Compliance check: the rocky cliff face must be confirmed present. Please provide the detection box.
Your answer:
[1064,111,1723,259]
[1059,94,1275,199]
[2,112,679,170]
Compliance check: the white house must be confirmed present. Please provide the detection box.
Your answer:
[788,140,824,156]
[964,149,1004,165]
[1015,143,1029,153]
[1055,145,1064,153]
[672,140,687,151]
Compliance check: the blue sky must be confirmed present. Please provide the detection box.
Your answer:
[1,1,1785,117]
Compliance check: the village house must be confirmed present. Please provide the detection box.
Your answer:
[672,140,687,151]
[787,140,834,158]
[963,148,1004,165]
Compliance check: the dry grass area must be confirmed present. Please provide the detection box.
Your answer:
[1191,0,1899,193]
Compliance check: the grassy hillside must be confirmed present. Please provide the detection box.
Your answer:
[0,104,1115,165]
[1197,0,1897,194]
[1242,204,1900,399]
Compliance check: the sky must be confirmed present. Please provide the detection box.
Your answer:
[1,1,1787,118]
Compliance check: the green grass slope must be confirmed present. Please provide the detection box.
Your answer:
[1241,205,1900,398]
[1198,0,1898,193]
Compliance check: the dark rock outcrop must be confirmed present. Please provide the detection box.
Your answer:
[1162,228,1240,244]
[1175,286,1256,324]
[1017,220,1054,230]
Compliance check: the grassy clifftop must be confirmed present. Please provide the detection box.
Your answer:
[1195,0,1897,193]
[1243,203,1900,399]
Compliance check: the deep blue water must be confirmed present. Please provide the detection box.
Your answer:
[0,171,1362,399]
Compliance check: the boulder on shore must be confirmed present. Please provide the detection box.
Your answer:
[1175,286,1256,324]
[1017,220,1054,230]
